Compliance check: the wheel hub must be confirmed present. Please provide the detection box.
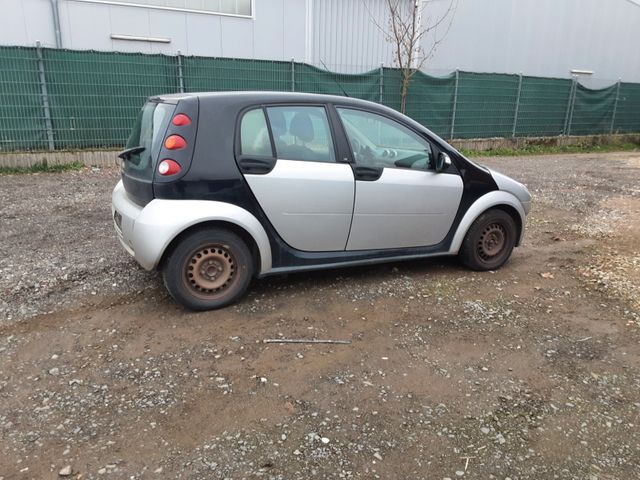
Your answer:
[478,223,506,259]
[201,259,224,280]
[187,246,235,293]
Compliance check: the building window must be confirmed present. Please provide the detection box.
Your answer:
[73,0,252,17]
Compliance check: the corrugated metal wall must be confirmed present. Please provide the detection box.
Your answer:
[2,0,639,84]
[0,0,306,60]
[310,0,640,85]
[311,0,394,72]
[420,0,640,86]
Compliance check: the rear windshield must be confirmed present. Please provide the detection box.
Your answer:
[122,101,175,180]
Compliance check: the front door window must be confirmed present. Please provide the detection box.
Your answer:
[336,108,434,170]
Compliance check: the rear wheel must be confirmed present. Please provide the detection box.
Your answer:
[459,209,517,271]
[162,228,254,310]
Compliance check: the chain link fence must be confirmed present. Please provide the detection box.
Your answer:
[1,45,640,152]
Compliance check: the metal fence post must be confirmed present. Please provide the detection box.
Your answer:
[379,63,384,103]
[563,77,578,136]
[512,72,523,138]
[609,79,621,134]
[450,69,459,140]
[176,50,185,93]
[35,41,55,151]
[290,58,295,92]
[567,78,578,136]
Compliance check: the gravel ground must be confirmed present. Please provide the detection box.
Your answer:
[1,152,639,479]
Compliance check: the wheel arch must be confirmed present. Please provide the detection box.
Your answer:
[130,199,272,274]
[448,191,526,254]
[158,220,263,275]
[491,204,523,245]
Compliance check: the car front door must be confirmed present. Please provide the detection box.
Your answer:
[237,105,355,252]
[335,107,463,251]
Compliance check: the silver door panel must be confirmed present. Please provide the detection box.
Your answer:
[346,169,463,250]
[244,160,355,251]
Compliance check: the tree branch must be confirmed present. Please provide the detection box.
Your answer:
[362,0,458,112]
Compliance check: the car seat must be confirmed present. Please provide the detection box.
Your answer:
[280,112,317,161]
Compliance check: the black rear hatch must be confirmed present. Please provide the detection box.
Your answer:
[120,100,176,206]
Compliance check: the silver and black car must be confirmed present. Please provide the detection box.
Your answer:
[112,92,531,310]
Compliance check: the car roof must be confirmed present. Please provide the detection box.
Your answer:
[155,91,387,109]
[152,91,447,150]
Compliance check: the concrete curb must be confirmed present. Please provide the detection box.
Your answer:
[450,133,640,152]
[0,150,119,168]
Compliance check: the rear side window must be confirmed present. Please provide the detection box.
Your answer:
[240,108,272,156]
[266,106,336,163]
[122,101,175,180]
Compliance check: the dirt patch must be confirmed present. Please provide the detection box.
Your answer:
[1,153,640,479]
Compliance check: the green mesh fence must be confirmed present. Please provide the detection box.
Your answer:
[570,83,618,136]
[295,64,380,101]
[0,47,47,150]
[184,56,290,92]
[615,83,640,134]
[1,45,639,152]
[384,69,456,139]
[453,72,521,139]
[43,49,177,149]
[515,76,573,137]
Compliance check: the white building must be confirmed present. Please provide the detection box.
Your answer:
[2,0,640,86]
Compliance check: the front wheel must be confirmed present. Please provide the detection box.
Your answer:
[459,209,517,271]
[162,227,254,310]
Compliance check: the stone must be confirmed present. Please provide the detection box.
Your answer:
[58,465,72,476]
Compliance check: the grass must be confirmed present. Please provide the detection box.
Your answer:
[460,142,640,158]
[0,161,84,175]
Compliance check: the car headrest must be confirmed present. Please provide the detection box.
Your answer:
[289,112,314,143]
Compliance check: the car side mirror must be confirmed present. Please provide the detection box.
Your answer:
[435,152,451,172]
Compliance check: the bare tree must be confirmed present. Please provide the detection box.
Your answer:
[371,0,457,113]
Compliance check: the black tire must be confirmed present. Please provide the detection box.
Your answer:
[162,227,254,311]
[459,209,517,271]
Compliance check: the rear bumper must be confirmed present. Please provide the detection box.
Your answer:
[111,180,273,273]
[111,180,150,268]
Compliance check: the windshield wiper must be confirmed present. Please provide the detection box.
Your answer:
[118,145,145,160]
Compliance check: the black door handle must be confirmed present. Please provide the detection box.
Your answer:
[237,157,276,174]
[353,165,383,181]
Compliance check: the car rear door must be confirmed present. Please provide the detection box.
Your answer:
[236,105,355,252]
[335,107,463,251]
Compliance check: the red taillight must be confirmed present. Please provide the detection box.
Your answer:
[164,135,186,150]
[172,114,191,126]
[158,159,181,176]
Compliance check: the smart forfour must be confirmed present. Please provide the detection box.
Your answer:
[112,92,531,310]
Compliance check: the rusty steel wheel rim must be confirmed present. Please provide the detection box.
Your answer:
[478,223,506,260]
[186,245,236,296]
